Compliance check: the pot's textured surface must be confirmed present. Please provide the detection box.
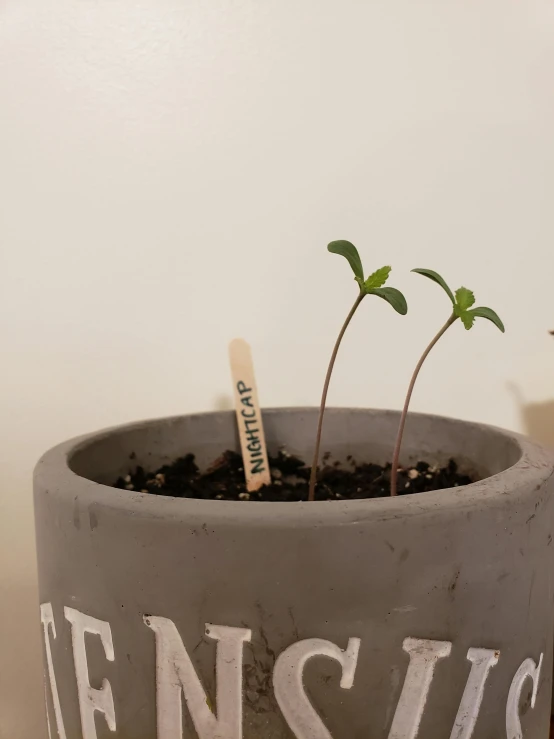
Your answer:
[34,409,554,739]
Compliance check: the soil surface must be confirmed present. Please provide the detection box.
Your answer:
[114,450,474,501]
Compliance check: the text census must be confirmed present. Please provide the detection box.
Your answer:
[40,604,542,739]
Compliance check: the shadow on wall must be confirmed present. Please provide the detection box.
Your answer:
[213,393,234,411]
[510,384,554,449]
[521,399,554,449]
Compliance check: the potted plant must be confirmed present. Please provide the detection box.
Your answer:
[34,243,554,739]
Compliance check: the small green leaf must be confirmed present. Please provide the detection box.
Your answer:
[364,265,391,291]
[412,268,455,304]
[467,306,505,333]
[455,287,475,312]
[459,311,475,330]
[368,287,408,315]
[328,240,364,281]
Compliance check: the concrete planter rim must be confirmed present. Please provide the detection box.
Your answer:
[34,407,554,528]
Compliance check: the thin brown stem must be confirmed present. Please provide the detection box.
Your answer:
[308,292,365,501]
[390,313,457,497]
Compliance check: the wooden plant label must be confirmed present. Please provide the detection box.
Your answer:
[228,338,271,491]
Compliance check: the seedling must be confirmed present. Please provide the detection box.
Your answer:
[390,268,505,497]
[308,240,408,501]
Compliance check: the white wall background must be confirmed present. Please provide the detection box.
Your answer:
[1,1,554,736]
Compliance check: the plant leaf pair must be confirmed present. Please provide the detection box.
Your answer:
[412,268,505,333]
[328,240,408,315]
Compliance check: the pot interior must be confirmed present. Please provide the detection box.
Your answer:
[68,408,523,490]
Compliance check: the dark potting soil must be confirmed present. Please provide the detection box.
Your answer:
[114,450,474,502]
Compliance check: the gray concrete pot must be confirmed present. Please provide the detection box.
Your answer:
[34,408,554,739]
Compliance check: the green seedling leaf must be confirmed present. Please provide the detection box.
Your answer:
[364,265,391,291]
[368,286,408,315]
[467,306,505,333]
[459,311,475,330]
[328,240,364,282]
[453,286,476,328]
[412,268,455,304]
[455,287,475,312]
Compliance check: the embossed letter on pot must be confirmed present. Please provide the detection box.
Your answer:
[34,408,554,739]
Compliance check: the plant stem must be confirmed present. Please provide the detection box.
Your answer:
[308,292,365,501]
[390,313,457,497]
